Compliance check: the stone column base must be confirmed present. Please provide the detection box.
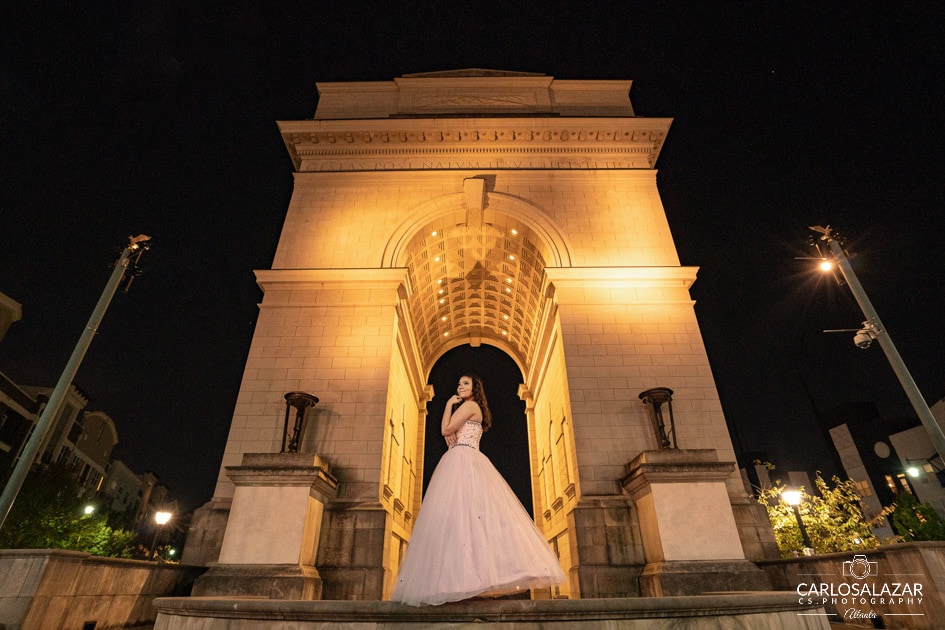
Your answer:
[566,496,646,598]
[316,501,389,600]
[639,559,772,597]
[193,564,323,600]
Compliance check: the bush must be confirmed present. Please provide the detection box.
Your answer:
[0,462,137,557]
[756,472,887,557]
[890,492,945,542]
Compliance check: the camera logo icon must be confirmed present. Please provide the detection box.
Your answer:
[842,554,877,579]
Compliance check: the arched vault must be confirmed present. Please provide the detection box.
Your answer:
[385,182,571,375]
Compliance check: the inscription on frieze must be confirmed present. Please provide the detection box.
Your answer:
[416,94,535,108]
[399,89,547,114]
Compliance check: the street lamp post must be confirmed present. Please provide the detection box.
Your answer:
[149,511,172,561]
[0,235,151,531]
[782,489,813,552]
[810,226,945,464]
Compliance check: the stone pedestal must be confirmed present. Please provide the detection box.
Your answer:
[192,453,339,599]
[621,449,771,596]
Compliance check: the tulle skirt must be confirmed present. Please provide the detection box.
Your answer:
[390,444,566,606]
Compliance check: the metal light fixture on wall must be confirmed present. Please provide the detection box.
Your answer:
[639,387,677,449]
[282,391,319,453]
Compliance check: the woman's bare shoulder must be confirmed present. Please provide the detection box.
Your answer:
[462,400,482,417]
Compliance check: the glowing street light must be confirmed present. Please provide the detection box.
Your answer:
[809,226,945,464]
[782,489,813,551]
[83,505,95,516]
[149,510,173,561]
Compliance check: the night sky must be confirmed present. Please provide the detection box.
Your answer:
[1,3,943,513]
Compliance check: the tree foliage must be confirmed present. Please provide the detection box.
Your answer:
[0,462,137,557]
[756,472,888,557]
[890,492,945,542]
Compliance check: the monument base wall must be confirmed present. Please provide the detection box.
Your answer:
[0,549,203,630]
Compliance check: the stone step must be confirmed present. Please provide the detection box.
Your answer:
[154,592,831,629]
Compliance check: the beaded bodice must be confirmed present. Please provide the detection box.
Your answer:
[451,420,483,450]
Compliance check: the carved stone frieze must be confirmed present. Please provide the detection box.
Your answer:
[279,119,671,172]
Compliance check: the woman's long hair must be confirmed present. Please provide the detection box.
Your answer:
[452,373,492,432]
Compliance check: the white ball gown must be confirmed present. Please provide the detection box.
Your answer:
[390,420,566,606]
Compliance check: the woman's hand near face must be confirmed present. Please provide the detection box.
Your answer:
[441,400,481,436]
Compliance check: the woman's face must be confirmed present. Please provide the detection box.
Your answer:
[457,376,474,400]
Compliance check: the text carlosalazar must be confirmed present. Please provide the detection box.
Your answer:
[797,581,923,605]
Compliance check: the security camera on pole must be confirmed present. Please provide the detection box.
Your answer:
[809,225,945,463]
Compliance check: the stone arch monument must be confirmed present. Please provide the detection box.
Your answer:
[184,70,778,600]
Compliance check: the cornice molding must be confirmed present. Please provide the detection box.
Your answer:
[545,266,699,289]
[254,268,408,292]
[278,118,671,172]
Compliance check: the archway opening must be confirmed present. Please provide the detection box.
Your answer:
[424,343,532,516]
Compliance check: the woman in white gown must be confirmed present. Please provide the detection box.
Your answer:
[390,374,566,606]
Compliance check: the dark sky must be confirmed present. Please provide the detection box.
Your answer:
[1,3,943,512]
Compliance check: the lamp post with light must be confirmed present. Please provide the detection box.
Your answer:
[149,511,173,561]
[782,489,813,552]
[0,235,151,532]
[809,226,945,464]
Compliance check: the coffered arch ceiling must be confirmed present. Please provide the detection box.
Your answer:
[402,213,557,374]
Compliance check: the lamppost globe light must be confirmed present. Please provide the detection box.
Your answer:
[818,260,834,272]
[83,505,94,515]
[907,467,921,478]
[149,511,174,561]
[781,489,813,550]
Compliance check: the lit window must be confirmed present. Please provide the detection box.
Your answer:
[854,479,873,498]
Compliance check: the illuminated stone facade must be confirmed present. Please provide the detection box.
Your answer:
[184,70,777,599]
